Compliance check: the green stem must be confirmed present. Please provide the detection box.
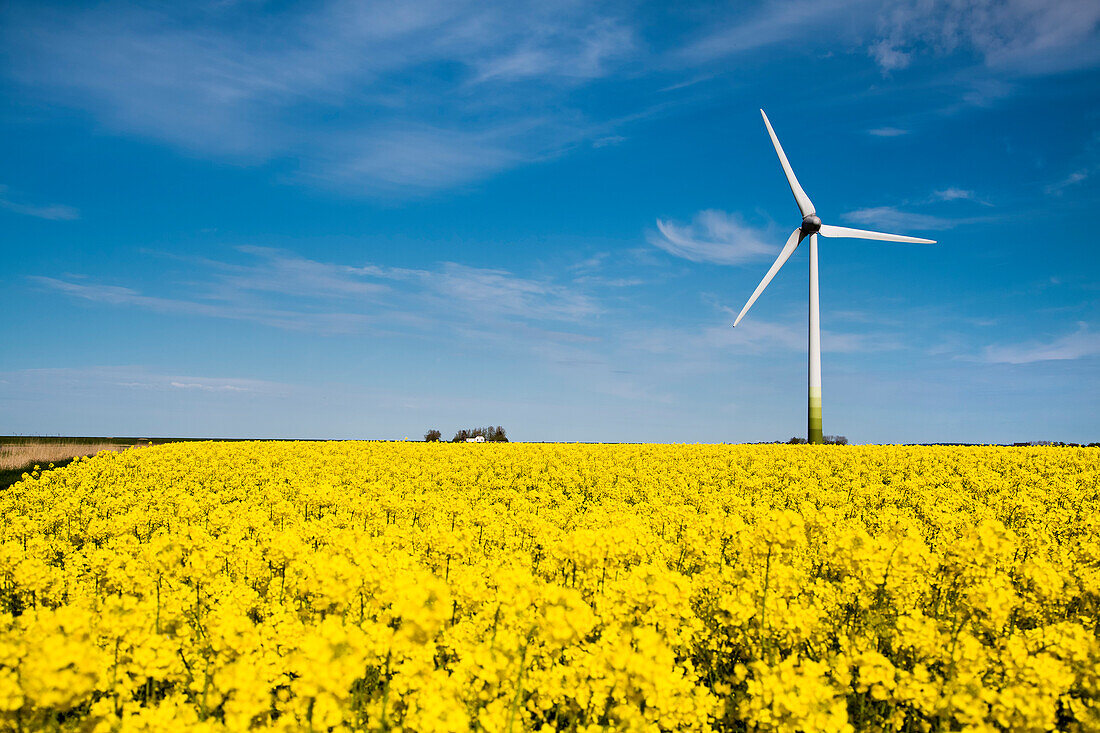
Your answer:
[379,650,392,730]
[505,640,530,733]
[759,545,773,661]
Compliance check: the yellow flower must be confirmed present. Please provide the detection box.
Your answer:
[0,442,1095,731]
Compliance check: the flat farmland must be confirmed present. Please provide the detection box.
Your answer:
[1,443,1097,731]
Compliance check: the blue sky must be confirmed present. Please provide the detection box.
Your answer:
[2,0,1098,443]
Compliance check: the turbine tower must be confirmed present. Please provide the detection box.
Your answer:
[733,110,936,445]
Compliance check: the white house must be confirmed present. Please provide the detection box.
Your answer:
[465,435,486,443]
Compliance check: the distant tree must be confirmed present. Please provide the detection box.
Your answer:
[489,426,508,442]
[824,435,849,445]
[424,429,441,442]
[451,429,471,443]
[788,436,808,444]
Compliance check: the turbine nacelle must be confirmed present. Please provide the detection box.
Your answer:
[801,214,821,234]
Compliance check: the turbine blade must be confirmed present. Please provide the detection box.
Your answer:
[760,109,815,218]
[733,228,804,327]
[818,224,936,244]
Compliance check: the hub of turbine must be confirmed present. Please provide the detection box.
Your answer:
[801,214,821,234]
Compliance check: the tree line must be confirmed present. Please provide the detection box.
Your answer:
[787,435,848,445]
[423,426,508,442]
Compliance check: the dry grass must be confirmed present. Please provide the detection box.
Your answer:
[0,442,134,471]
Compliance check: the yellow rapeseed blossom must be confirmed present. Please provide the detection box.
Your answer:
[0,442,1097,731]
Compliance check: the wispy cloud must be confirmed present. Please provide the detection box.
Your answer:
[428,262,599,321]
[29,275,381,334]
[625,310,896,361]
[301,126,527,195]
[209,246,392,300]
[833,188,992,233]
[677,0,1100,77]
[1,1,639,195]
[674,0,1100,127]
[6,0,1099,199]
[1045,169,1090,195]
[5,366,287,396]
[471,16,633,82]
[1043,131,1099,196]
[0,184,78,220]
[649,210,776,265]
[871,0,1100,76]
[869,39,912,71]
[932,187,975,202]
[981,323,1100,364]
[868,127,909,137]
[842,206,958,232]
[928,187,994,207]
[169,381,249,392]
[31,245,600,335]
[591,135,626,148]
[727,300,905,353]
[677,0,871,64]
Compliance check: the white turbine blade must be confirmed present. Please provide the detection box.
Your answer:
[818,224,936,244]
[733,228,804,327]
[760,109,815,218]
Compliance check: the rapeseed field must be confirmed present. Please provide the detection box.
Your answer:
[1,442,1097,732]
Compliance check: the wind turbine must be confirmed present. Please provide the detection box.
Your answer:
[733,110,936,445]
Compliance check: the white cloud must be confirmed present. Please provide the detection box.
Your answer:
[649,210,776,265]
[1,1,639,195]
[677,0,1100,87]
[29,275,381,334]
[1043,131,1099,196]
[471,17,633,82]
[1045,170,1089,195]
[625,310,893,360]
[677,0,872,64]
[868,127,909,137]
[928,187,993,207]
[842,206,957,232]
[574,276,645,288]
[932,187,975,201]
[169,381,249,392]
[7,0,1099,199]
[426,262,600,321]
[869,39,910,71]
[982,323,1100,364]
[0,184,78,220]
[32,245,600,335]
[870,0,1100,75]
[5,366,285,396]
[591,135,626,148]
[213,246,392,300]
[303,126,524,194]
